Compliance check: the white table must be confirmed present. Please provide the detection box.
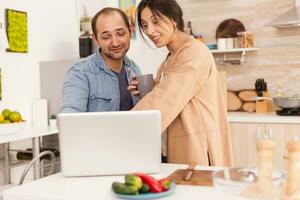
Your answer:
[3,164,249,200]
[0,126,58,144]
[0,126,58,184]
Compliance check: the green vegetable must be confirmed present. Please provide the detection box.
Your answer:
[159,178,171,191]
[112,182,139,195]
[139,183,150,194]
[125,174,142,189]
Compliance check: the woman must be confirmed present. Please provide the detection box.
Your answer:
[129,0,233,166]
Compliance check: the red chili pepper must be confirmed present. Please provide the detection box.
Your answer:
[158,178,171,191]
[134,173,163,193]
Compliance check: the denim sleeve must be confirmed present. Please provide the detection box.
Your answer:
[132,60,142,76]
[60,66,89,113]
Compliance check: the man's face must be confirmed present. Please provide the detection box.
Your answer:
[93,12,131,61]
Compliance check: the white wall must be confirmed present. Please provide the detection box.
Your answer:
[0,0,167,121]
[79,0,168,75]
[127,35,168,75]
[0,0,79,122]
[78,0,107,17]
[0,0,80,185]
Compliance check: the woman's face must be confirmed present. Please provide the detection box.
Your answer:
[140,7,176,48]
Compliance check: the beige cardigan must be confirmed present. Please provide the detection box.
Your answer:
[133,37,233,166]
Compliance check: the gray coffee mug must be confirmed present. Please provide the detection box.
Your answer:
[136,74,154,98]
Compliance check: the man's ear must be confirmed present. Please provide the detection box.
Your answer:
[129,25,134,38]
[92,33,98,44]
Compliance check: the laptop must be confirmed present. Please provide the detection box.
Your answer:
[57,110,161,177]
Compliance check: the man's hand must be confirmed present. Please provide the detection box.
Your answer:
[127,76,140,96]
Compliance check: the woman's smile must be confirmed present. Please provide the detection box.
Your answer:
[150,35,161,43]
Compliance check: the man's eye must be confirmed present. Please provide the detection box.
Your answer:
[102,35,110,39]
[117,32,125,36]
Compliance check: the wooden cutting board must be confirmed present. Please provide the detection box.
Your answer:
[167,169,214,186]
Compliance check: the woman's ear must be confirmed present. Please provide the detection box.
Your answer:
[171,19,177,28]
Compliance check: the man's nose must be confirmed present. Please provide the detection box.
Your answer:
[111,35,120,46]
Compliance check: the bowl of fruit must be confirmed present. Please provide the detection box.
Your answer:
[0,108,26,135]
[112,173,176,199]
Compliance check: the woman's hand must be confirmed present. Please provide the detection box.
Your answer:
[127,76,140,96]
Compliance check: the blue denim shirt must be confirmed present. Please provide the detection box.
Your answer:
[61,49,141,113]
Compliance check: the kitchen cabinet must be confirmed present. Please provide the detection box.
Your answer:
[230,122,262,168]
[230,121,300,171]
[265,123,300,170]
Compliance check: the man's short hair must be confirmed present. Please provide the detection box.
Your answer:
[91,7,131,36]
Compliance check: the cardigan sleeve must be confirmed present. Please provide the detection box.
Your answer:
[133,43,213,132]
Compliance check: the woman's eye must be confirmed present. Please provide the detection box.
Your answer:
[143,25,148,30]
[142,24,148,29]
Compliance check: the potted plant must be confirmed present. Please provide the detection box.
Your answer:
[49,114,57,129]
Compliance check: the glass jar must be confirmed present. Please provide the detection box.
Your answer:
[237,32,254,48]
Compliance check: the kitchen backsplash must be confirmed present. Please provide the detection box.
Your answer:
[178,0,300,96]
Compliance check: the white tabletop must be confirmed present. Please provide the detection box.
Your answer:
[3,164,250,200]
[228,112,300,124]
[0,126,58,144]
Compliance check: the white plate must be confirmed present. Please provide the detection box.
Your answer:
[0,121,27,135]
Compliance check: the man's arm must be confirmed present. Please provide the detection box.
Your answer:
[60,66,89,113]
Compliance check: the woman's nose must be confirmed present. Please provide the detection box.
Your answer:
[146,23,155,35]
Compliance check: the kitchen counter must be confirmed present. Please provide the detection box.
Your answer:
[228,112,300,124]
[3,164,250,200]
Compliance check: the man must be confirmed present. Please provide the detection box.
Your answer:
[61,7,141,113]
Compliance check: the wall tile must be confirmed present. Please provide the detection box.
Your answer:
[178,0,300,96]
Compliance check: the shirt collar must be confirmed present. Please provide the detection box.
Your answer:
[94,48,132,73]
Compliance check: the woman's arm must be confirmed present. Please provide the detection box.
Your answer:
[132,45,212,132]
